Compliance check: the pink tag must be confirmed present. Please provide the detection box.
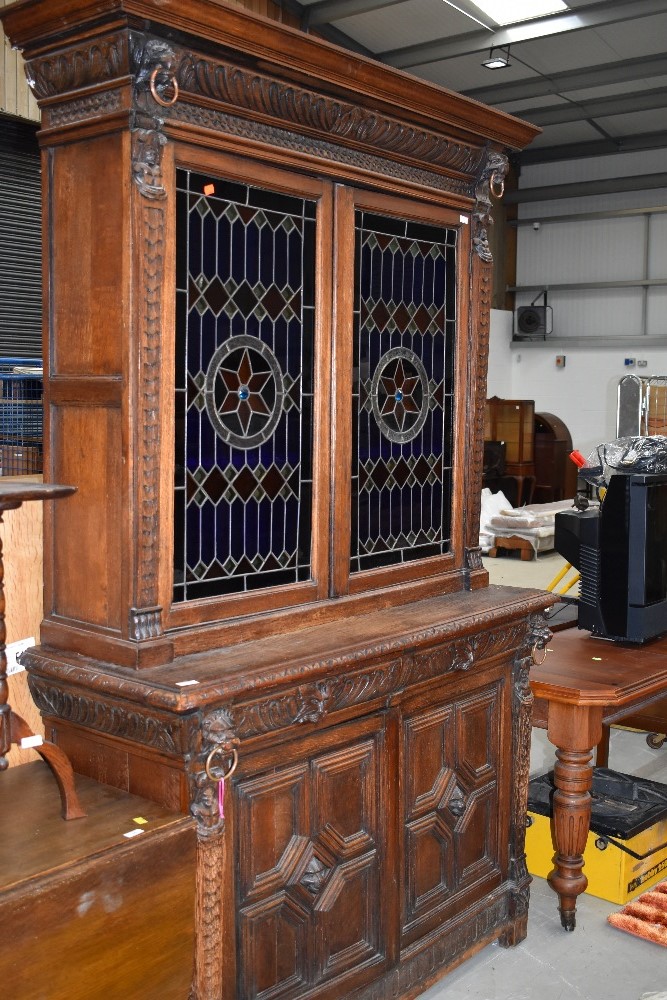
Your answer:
[218,778,225,820]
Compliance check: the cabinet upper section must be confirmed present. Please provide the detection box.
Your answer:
[1,0,538,198]
[1,0,540,667]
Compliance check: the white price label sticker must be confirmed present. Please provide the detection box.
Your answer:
[20,734,44,749]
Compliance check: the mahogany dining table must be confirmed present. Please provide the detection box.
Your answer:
[530,626,667,930]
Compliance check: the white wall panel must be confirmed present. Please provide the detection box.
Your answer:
[517,216,646,286]
[489,311,667,460]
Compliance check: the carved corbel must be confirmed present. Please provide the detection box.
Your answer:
[472,149,509,262]
[189,708,240,1000]
[130,37,180,200]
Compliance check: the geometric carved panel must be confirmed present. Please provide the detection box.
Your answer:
[238,892,309,1000]
[315,853,382,983]
[312,739,379,857]
[455,689,498,785]
[401,684,502,942]
[236,726,386,997]
[236,764,309,903]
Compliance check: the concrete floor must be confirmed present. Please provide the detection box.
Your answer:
[417,551,667,1000]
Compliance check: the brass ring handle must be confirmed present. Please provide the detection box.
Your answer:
[149,66,179,107]
[531,643,548,666]
[205,745,239,783]
[490,175,505,199]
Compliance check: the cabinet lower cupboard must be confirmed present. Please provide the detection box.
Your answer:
[0,1,549,997]
[29,589,549,1000]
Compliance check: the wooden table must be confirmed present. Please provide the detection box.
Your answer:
[530,627,667,931]
[0,481,84,819]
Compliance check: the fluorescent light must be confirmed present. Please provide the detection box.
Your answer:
[470,1,568,25]
[482,45,511,69]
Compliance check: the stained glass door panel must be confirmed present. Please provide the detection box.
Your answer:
[351,210,457,574]
[174,169,316,602]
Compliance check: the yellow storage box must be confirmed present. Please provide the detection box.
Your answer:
[526,768,667,905]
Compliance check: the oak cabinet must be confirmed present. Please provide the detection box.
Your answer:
[235,715,387,998]
[0,2,550,997]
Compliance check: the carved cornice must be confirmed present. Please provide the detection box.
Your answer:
[174,48,483,178]
[27,29,489,198]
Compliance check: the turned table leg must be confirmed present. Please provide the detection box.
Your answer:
[546,702,603,931]
[0,483,84,819]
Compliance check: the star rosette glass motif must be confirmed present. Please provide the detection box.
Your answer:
[371,347,429,442]
[205,334,285,449]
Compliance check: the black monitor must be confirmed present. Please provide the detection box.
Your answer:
[555,472,667,643]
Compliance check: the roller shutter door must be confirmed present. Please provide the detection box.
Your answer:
[0,115,42,359]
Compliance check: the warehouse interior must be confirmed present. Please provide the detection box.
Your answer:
[0,1,666,998]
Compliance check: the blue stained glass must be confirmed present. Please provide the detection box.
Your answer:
[350,209,457,573]
[174,169,316,602]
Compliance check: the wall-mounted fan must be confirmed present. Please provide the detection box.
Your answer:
[514,291,553,340]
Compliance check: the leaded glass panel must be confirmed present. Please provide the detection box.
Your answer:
[174,169,316,602]
[351,210,457,573]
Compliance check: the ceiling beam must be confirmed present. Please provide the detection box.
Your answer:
[464,53,667,105]
[303,0,411,26]
[504,173,667,204]
[378,0,667,70]
[520,130,667,165]
[515,87,667,127]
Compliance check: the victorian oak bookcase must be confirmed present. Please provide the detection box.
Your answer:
[1,2,552,997]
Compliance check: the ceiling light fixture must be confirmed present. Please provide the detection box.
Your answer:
[482,45,511,69]
[471,1,568,26]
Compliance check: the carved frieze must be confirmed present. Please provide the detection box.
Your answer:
[230,661,403,740]
[409,621,527,685]
[176,50,482,175]
[45,89,124,128]
[28,677,190,754]
[25,33,129,100]
[169,102,473,197]
[26,28,489,199]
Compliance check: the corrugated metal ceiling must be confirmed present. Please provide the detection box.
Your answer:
[289,0,667,165]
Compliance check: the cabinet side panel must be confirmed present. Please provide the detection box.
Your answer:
[50,404,123,628]
[49,134,127,376]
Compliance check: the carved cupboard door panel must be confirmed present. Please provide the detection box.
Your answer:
[235,715,388,1000]
[401,674,505,947]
